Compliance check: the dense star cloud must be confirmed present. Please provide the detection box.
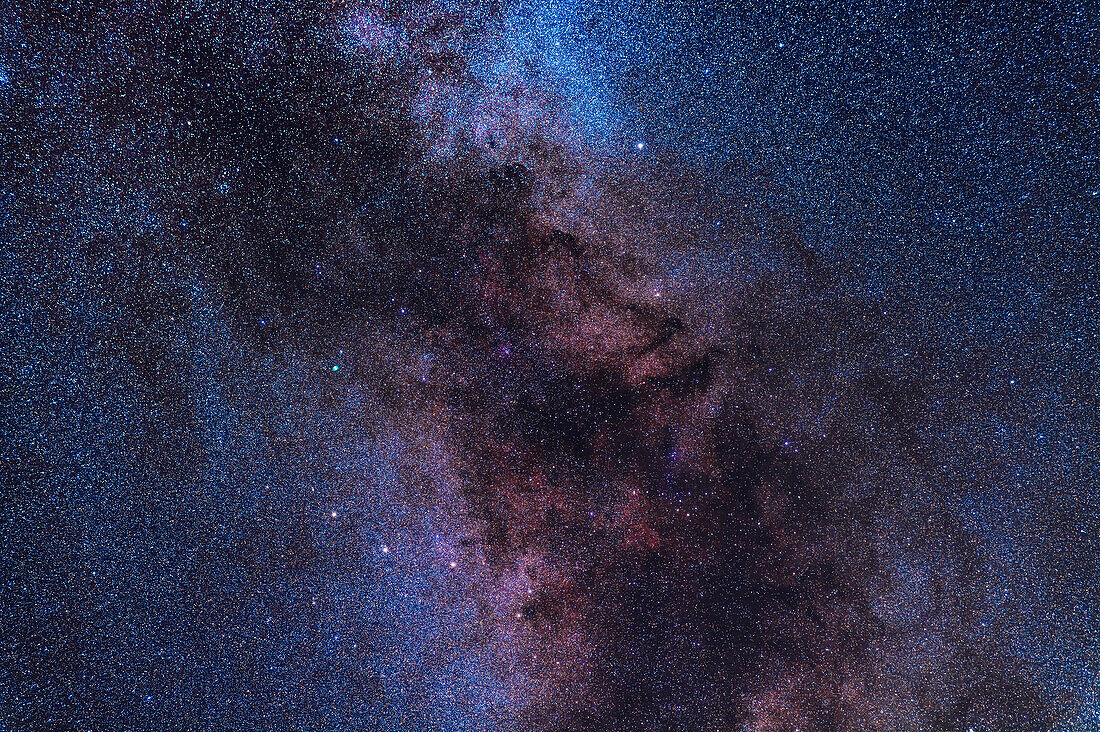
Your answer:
[2,0,1096,730]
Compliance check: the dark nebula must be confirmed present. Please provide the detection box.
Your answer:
[3,0,1096,730]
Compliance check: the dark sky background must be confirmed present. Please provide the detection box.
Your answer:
[559,0,1100,695]
[3,0,1097,730]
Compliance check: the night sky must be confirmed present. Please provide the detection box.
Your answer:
[3,0,1098,730]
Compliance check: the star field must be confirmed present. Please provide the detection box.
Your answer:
[2,0,1097,730]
